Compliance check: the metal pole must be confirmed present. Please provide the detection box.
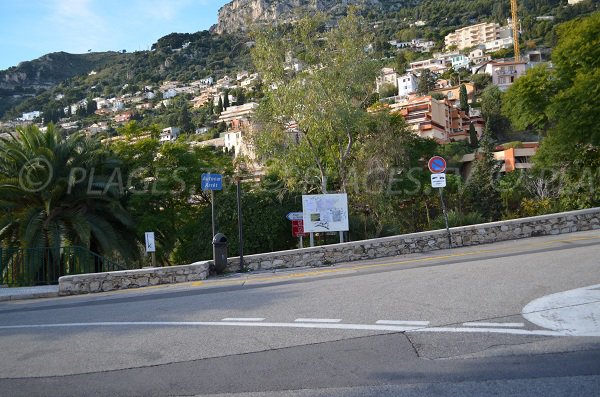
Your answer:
[236,177,244,271]
[211,189,216,238]
[151,252,156,267]
[438,187,452,248]
[309,232,314,247]
[339,231,344,243]
[299,236,303,249]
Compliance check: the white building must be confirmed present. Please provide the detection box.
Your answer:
[445,22,502,50]
[483,37,514,52]
[20,111,42,121]
[163,88,177,99]
[159,127,181,143]
[476,60,528,91]
[468,48,491,65]
[397,73,418,97]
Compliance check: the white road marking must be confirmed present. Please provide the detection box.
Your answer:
[376,320,430,326]
[462,322,525,328]
[523,283,600,337]
[0,321,567,336]
[294,318,342,323]
[221,318,265,322]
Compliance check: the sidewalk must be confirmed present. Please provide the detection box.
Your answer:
[0,285,59,302]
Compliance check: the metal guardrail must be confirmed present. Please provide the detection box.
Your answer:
[0,246,126,287]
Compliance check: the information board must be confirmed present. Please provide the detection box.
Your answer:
[302,194,349,233]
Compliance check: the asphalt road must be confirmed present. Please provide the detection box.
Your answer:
[1,231,599,396]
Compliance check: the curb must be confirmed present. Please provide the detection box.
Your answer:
[0,292,59,302]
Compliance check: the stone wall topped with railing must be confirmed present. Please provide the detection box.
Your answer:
[58,207,600,296]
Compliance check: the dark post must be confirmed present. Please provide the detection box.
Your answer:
[236,177,244,271]
[438,187,452,248]
[211,190,216,238]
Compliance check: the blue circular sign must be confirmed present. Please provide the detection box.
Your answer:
[428,156,447,173]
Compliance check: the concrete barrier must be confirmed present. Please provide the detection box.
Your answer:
[58,207,600,296]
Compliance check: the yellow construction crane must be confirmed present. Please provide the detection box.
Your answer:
[510,0,520,61]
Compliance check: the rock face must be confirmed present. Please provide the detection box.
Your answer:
[213,0,402,34]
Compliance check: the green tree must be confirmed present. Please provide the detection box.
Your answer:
[0,125,139,262]
[502,64,555,134]
[417,69,436,95]
[464,126,502,221]
[216,96,223,115]
[459,83,469,112]
[223,89,230,110]
[250,10,378,193]
[469,123,478,148]
[480,85,510,138]
[111,128,231,265]
[178,103,194,133]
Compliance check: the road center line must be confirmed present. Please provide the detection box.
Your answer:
[221,318,265,322]
[294,318,342,323]
[462,322,525,327]
[376,320,430,326]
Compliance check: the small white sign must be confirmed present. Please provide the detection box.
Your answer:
[144,232,156,253]
[431,173,447,188]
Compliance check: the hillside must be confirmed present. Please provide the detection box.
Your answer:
[0,51,128,117]
[0,31,253,119]
[1,0,596,121]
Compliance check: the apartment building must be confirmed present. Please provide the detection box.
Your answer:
[390,96,484,144]
[445,22,501,50]
[460,142,539,178]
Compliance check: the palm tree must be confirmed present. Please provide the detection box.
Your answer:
[0,125,139,282]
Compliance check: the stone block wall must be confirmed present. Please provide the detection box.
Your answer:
[59,261,210,296]
[58,207,600,296]
[224,207,600,273]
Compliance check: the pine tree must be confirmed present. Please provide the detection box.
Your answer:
[223,90,230,110]
[469,123,478,148]
[464,125,502,221]
[459,83,469,112]
[216,96,223,115]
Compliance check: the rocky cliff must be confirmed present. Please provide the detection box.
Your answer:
[212,0,406,34]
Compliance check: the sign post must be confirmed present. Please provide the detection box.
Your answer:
[201,173,223,238]
[428,157,452,248]
[287,212,307,248]
[145,232,156,267]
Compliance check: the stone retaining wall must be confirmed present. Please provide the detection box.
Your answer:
[59,261,210,296]
[224,207,600,272]
[58,207,600,296]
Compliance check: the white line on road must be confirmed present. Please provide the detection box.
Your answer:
[0,321,569,336]
[462,322,525,328]
[376,320,430,326]
[221,318,265,322]
[294,318,342,323]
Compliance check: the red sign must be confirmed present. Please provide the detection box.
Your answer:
[292,220,308,237]
[428,156,447,173]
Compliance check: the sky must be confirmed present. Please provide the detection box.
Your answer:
[0,0,230,70]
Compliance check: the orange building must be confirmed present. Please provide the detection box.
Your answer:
[390,96,484,144]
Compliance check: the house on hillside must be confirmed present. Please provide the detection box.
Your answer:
[159,127,180,143]
[389,96,484,144]
[397,73,418,97]
[376,68,400,94]
[474,60,528,91]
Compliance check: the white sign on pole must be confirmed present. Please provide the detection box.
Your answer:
[302,193,349,233]
[144,232,156,253]
[431,173,447,188]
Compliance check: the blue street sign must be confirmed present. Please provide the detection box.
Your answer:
[286,212,303,221]
[201,173,223,191]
